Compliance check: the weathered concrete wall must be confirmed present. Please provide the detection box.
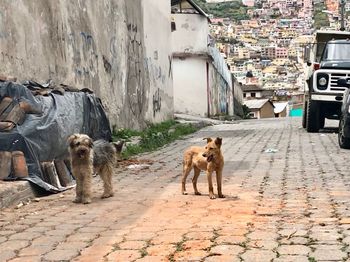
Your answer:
[0,0,173,130]
[232,79,244,117]
[142,0,173,123]
[171,14,209,54]
[233,79,243,104]
[208,47,233,116]
[208,65,229,116]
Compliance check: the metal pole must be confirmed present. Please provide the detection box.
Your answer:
[340,0,345,31]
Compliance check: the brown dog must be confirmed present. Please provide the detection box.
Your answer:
[182,137,224,199]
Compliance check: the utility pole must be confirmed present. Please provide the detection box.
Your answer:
[340,0,345,31]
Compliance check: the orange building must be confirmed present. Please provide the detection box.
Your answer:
[325,0,339,13]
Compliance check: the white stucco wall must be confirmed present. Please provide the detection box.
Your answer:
[171,14,209,53]
[173,57,208,116]
[171,12,235,118]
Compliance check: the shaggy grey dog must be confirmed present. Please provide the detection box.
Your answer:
[68,134,123,204]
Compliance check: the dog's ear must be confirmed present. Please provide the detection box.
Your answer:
[203,137,212,143]
[87,138,93,148]
[112,140,124,153]
[215,137,222,148]
[68,134,77,147]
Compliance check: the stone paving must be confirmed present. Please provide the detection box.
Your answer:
[1,117,350,261]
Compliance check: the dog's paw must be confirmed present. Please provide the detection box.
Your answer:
[218,194,225,198]
[182,191,188,195]
[73,198,82,203]
[194,191,202,195]
[101,192,114,198]
[82,198,92,204]
[209,194,216,199]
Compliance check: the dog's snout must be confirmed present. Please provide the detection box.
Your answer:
[202,153,207,157]
[78,148,88,156]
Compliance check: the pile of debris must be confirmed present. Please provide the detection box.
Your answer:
[0,80,112,192]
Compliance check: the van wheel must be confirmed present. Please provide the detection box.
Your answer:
[306,100,320,132]
[302,101,307,128]
[319,116,325,129]
[338,118,350,149]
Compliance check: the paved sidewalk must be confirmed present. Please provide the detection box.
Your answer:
[1,117,350,261]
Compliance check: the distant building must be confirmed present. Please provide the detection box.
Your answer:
[275,47,288,58]
[238,47,251,59]
[325,0,339,13]
[242,0,255,7]
[273,102,288,117]
[261,46,276,59]
[244,99,275,119]
[242,84,273,99]
[171,0,239,117]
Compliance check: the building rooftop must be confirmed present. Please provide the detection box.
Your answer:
[241,84,263,92]
[273,102,288,114]
[171,0,211,22]
[244,99,274,109]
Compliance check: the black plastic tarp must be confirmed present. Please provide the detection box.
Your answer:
[0,81,112,192]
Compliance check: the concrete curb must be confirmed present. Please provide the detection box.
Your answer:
[0,180,35,209]
[174,113,234,126]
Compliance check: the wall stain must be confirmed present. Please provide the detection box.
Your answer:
[103,55,112,74]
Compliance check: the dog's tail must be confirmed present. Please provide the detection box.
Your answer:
[111,141,124,160]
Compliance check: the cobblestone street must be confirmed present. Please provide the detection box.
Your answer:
[1,117,350,261]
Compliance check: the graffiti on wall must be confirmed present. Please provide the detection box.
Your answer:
[125,21,147,120]
[168,55,173,78]
[219,77,228,114]
[153,88,162,117]
[209,67,230,116]
[143,54,171,117]
[60,28,100,87]
[144,57,166,84]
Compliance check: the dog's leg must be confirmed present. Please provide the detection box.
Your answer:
[73,176,82,203]
[206,171,215,199]
[81,174,92,204]
[99,165,114,198]
[182,164,192,195]
[216,169,225,198]
[192,167,201,195]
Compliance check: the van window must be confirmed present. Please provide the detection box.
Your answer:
[322,42,350,61]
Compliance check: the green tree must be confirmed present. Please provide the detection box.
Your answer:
[313,2,330,29]
[193,0,250,21]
